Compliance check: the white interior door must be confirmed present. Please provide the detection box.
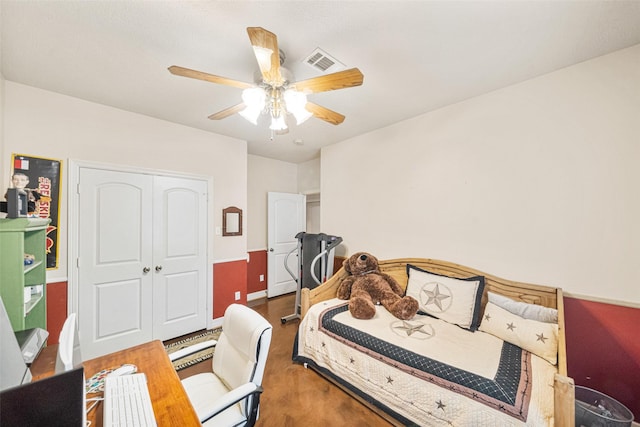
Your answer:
[78,168,153,359]
[152,176,207,340]
[267,192,306,298]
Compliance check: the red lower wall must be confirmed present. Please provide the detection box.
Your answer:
[247,250,267,294]
[45,281,68,345]
[212,260,247,318]
[564,297,639,420]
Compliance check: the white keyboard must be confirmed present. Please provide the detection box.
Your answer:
[103,373,157,427]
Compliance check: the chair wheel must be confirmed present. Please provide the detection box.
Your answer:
[281,318,287,324]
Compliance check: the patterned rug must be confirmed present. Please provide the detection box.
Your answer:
[165,328,222,371]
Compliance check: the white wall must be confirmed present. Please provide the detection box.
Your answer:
[3,82,248,281]
[297,157,320,194]
[298,158,321,234]
[246,155,323,251]
[247,154,297,251]
[321,45,640,304]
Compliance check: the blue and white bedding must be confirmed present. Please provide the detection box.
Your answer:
[293,298,557,426]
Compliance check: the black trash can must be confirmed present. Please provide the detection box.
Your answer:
[575,386,634,427]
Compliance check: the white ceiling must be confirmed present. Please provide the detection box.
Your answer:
[2,1,640,163]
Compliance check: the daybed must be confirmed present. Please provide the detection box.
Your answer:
[294,258,575,426]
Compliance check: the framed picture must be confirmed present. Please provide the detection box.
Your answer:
[10,154,62,269]
[222,206,242,236]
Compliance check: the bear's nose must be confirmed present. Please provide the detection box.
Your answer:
[359,254,368,261]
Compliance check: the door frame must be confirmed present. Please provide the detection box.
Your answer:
[67,159,215,328]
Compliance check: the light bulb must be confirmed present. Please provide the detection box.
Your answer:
[239,107,261,125]
[292,109,312,125]
[284,89,312,124]
[239,87,266,125]
[241,87,266,110]
[269,115,287,131]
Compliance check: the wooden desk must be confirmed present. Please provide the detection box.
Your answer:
[33,340,200,427]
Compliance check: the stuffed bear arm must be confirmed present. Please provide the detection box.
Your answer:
[379,272,405,296]
[336,276,355,300]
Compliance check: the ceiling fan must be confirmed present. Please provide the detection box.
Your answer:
[168,27,364,133]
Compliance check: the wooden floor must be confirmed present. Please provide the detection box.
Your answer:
[178,293,393,427]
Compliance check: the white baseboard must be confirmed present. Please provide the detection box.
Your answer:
[248,290,267,301]
[207,317,223,329]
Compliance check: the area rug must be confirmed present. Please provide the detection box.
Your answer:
[165,328,222,371]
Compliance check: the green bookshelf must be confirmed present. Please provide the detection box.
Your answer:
[0,218,50,332]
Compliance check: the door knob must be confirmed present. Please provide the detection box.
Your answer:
[143,267,150,274]
[269,248,274,252]
[155,265,163,272]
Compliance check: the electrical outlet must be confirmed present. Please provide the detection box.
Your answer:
[234,291,240,301]
[259,274,264,282]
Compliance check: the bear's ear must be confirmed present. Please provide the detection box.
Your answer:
[343,258,352,274]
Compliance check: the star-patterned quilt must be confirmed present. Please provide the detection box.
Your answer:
[293,298,557,426]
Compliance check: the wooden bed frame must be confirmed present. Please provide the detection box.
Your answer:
[300,258,575,426]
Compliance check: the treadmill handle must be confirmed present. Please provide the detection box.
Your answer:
[310,236,343,285]
[309,250,329,286]
[283,246,299,280]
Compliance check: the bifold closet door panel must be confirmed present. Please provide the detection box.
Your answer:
[152,175,207,340]
[78,168,154,359]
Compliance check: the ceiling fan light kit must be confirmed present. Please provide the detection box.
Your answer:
[168,27,363,137]
[239,85,312,130]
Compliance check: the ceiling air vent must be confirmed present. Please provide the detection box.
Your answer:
[303,48,346,74]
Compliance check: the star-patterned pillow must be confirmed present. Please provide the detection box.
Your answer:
[405,264,485,331]
[479,301,558,365]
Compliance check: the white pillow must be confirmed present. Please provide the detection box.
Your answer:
[479,302,558,365]
[488,291,558,323]
[405,264,484,331]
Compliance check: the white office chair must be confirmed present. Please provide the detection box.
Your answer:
[170,304,272,427]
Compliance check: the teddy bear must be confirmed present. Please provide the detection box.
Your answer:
[336,252,419,320]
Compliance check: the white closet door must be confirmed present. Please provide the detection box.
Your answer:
[78,168,153,359]
[152,176,207,340]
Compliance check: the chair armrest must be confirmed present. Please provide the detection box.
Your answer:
[168,339,217,362]
[200,382,263,424]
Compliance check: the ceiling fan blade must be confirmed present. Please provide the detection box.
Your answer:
[168,65,253,90]
[246,27,283,86]
[306,102,345,125]
[208,103,246,120]
[293,68,364,94]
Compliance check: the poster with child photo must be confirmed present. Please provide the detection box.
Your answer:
[7,154,62,269]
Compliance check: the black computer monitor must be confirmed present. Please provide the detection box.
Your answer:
[0,309,87,426]
[0,366,85,427]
